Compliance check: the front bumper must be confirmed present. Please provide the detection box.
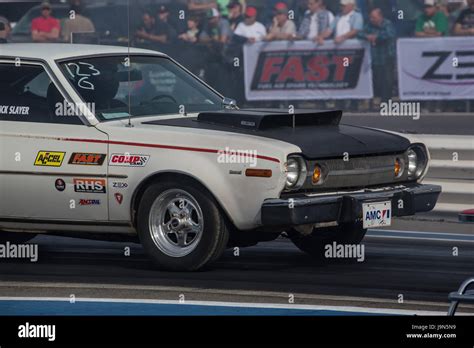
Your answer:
[261,184,441,226]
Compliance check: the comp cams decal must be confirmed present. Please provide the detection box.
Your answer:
[109,154,149,167]
[34,151,65,167]
[69,153,106,165]
[73,178,106,194]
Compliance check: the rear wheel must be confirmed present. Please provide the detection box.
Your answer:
[288,222,366,259]
[137,180,229,271]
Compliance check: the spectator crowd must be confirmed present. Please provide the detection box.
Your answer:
[1,0,473,109]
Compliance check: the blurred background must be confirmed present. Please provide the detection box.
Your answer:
[0,0,473,112]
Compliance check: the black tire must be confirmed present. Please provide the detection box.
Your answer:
[137,180,229,271]
[0,232,37,244]
[288,222,367,259]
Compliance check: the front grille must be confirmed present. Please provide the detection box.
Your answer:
[300,153,408,193]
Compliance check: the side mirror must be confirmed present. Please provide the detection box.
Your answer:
[222,97,238,109]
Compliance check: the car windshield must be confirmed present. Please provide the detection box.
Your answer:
[58,55,223,121]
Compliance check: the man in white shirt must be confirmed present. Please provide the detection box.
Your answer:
[330,0,363,44]
[234,6,267,43]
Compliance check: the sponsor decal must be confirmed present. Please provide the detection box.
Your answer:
[55,178,66,192]
[0,105,30,116]
[69,153,106,165]
[114,193,123,204]
[34,151,65,167]
[109,154,149,167]
[73,178,106,193]
[79,199,101,206]
[112,182,128,189]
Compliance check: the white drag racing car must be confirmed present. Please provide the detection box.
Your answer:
[0,44,441,270]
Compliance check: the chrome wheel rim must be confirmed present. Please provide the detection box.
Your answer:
[149,189,204,257]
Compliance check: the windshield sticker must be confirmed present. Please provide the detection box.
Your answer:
[0,105,30,116]
[65,62,101,90]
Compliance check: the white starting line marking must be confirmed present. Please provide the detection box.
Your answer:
[367,229,474,243]
[0,296,451,316]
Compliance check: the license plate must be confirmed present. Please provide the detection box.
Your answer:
[362,201,392,229]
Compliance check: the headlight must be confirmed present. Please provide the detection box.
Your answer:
[285,156,307,190]
[407,144,429,180]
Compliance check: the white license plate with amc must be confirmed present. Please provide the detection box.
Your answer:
[362,201,392,229]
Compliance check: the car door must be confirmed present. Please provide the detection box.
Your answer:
[0,60,109,221]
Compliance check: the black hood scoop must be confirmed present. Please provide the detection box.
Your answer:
[142,109,410,159]
[197,109,342,131]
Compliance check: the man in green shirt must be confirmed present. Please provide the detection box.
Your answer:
[415,0,448,37]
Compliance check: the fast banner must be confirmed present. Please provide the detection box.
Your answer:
[243,40,373,101]
[398,37,474,100]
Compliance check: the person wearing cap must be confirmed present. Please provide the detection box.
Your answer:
[61,0,95,43]
[454,0,474,35]
[297,0,335,44]
[415,0,449,36]
[200,8,231,44]
[234,6,267,43]
[330,0,364,44]
[31,2,60,42]
[227,0,245,31]
[154,5,178,43]
[265,2,296,41]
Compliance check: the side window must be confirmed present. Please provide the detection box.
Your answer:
[0,63,82,124]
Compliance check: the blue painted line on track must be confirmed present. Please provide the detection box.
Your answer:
[0,300,381,316]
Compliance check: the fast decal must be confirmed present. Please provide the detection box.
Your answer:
[114,193,123,205]
[55,178,66,192]
[73,178,106,193]
[34,151,65,167]
[109,154,150,167]
[69,153,106,165]
[79,199,101,206]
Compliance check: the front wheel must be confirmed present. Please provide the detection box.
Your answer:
[137,180,229,271]
[288,222,367,259]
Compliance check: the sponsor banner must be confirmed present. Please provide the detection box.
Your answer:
[243,39,373,101]
[109,154,149,167]
[69,153,106,165]
[34,151,65,167]
[398,37,474,100]
[73,178,106,193]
